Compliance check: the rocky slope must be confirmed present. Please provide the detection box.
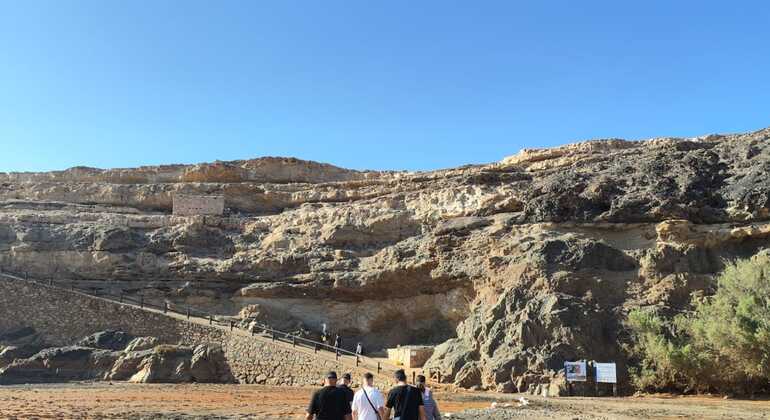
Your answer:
[1,127,769,391]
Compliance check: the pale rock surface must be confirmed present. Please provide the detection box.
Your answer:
[2,127,770,390]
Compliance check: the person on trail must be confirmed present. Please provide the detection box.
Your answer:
[356,342,363,356]
[334,333,341,349]
[352,372,385,420]
[384,369,425,420]
[338,373,355,406]
[306,371,352,420]
[415,375,441,420]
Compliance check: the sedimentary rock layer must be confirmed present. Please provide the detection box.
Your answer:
[1,126,769,390]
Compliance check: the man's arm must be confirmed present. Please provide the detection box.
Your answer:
[383,388,394,420]
[306,391,317,420]
[343,392,352,420]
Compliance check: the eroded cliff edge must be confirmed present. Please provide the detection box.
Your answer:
[1,127,769,391]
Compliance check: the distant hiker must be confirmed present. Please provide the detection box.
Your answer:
[352,372,385,420]
[384,369,425,420]
[356,342,363,356]
[338,372,355,405]
[415,375,441,420]
[306,371,352,420]
[334,334,341,349]
[322,322,328,337]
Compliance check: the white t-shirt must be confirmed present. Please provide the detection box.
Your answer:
[352,386,384,420]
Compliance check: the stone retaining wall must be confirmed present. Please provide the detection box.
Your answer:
[0,279,184,346]
[0,277,391,387]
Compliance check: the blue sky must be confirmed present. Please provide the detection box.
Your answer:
[1,1,769,172]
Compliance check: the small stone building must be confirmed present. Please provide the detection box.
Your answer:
[386,345,435,368]
[172,194,225,216]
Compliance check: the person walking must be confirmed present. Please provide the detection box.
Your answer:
[384,369,425,420]
[352,372,384,420]
[415,375,441,420]
[356,342,364,356]
[334,333,342,350]
[306,371,352,420]
[338,373,355,406]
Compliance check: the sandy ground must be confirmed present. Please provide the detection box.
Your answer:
[0,383,768,419]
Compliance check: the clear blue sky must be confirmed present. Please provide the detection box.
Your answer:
[1,1,769,172]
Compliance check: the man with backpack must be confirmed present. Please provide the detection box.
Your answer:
[384,369,425,420]
[352,372,384,420]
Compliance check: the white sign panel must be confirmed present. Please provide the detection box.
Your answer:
[595,362,617,384]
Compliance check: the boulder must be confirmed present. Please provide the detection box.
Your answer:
[454,363,482,388]
[189,344,235,383]
[123,336,159,352]
[107,349,154,381]
[0,341,234,385]
[0,345,46,369]
[129,344,234,384]
[77,330,134,351]
[0,346,119,384]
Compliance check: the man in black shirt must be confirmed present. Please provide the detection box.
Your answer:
[384,369,425,420]
[338,372,355,405]
[306,371,353,420]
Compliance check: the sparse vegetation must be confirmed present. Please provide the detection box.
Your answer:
[626,253,770,395]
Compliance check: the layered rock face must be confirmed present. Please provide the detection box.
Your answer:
[1,127,769,390]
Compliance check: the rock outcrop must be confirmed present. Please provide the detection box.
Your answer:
[1,126,770,391]
[0,330,234,385]
[0,326,48,369]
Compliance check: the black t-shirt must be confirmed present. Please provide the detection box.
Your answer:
[386,385,423,420]
[307,385,352,420]
[338,384,354,404]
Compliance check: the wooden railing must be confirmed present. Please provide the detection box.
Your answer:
[0,269,393,376]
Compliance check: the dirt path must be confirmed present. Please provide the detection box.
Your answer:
[0,383,768,419]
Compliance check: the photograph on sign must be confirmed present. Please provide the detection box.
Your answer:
[564,361,587,382]
[595,362,617,384]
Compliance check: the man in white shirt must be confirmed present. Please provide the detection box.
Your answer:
[352,372,384,420]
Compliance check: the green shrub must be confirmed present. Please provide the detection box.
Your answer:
[626,253,770,394]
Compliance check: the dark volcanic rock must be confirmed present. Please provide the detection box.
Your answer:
[77,330,134,351]
[0,331,234,385]
[0,346,119,384]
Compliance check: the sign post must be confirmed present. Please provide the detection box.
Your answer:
[564,361,587,395]
[594,362,618,396]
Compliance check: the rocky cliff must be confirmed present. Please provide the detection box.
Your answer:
[1,127,769,391]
